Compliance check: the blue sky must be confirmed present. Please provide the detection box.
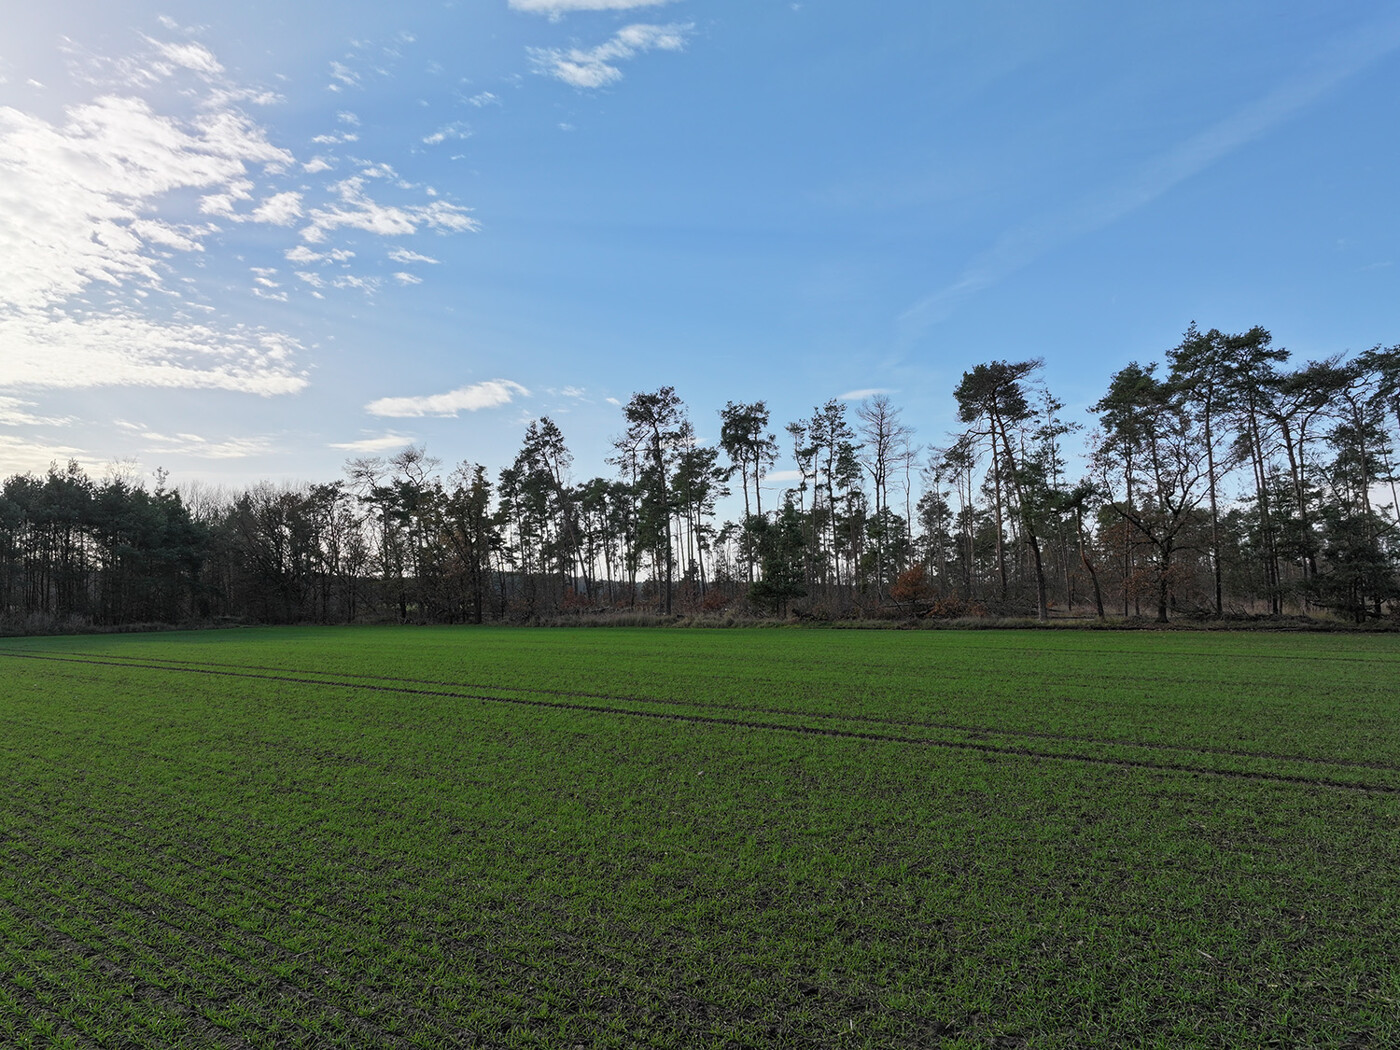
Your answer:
[3,1,1399,494]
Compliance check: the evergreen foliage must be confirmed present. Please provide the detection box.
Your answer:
[3,329,1398,629]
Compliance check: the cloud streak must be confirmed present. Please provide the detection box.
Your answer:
[366,379,530,418]
[0,434,85,475]
[330,432,421,452]
[300,174,478,243]
[0,308,307,395]
[511,0,675,16]
[0,32,479,400]
[529,23,691,89]
[900,13,1400,333]
[134,430,275,459]
[0,397,72,428]
[0,94,291,311]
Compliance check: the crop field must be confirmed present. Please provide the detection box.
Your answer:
[1,626,1398,1049]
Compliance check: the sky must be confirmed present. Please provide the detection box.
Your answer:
[2,0,1399,497]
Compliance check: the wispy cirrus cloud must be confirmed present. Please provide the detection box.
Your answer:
[147,39,225,78]
[134,429,275,459]
[839,388,892,401]
[422,121,472,146]
[764,469,806,484]
[0,94,291,310]
[900,12,1400,333]
[0,434,86,475]
[511,0,675,17]
[529,23,692,89]
[0,31,480,403]
[329,432,420,452]
[366,379,530,418]
[328,61,360,91]
[300,174,478,243]
[388,248,440,265]
[0,397,72,428]
[0,309,307,395]
[0,75,309,396]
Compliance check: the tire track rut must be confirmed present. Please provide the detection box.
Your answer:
[5,650,1398,796]
[7,648,1399,775]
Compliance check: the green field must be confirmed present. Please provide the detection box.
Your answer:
[1,627,1398,1048]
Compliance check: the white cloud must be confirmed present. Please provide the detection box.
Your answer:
[149,40,224,77]
[422,121,471,146]
[303,156,334,173]
[0,397,72,427]
[388,247,439,264]
[136,430,274,459]
[0,31,480,406]
[392,272,422,285]
[205,86,282,109]
[329,274,381,293]
[300,176,478,243]
[0,69,314,397]
[250,191,303,225]
[0,96,292,310]
[366,379,529,418]
[198,179,254,217]
[0,434,87,475]
[839,388,892,401]
[287,245,359,267]
[129,218,206,252]
[529,23,692,88]
[511,0,674,15]
[144,431,269,457]
[0,306,307,396]
[329,432,419,451]
[468,92,501,107]
[328,62,359,90]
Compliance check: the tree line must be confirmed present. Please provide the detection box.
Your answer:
[3,325,1398,631]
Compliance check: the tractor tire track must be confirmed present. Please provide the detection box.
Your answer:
[5,650,1399,796]
[8,648,1400,777]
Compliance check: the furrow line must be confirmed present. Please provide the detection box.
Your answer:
[3,802,842,1048]
[0,848,442,1050]
[0,840,368,1045]
[0,824,519,1047]
[0,959,110,1050]
[4,650,1398,795]
[7,649,1398,776]
[1,812,695,1048]
[0,890,255,1050]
